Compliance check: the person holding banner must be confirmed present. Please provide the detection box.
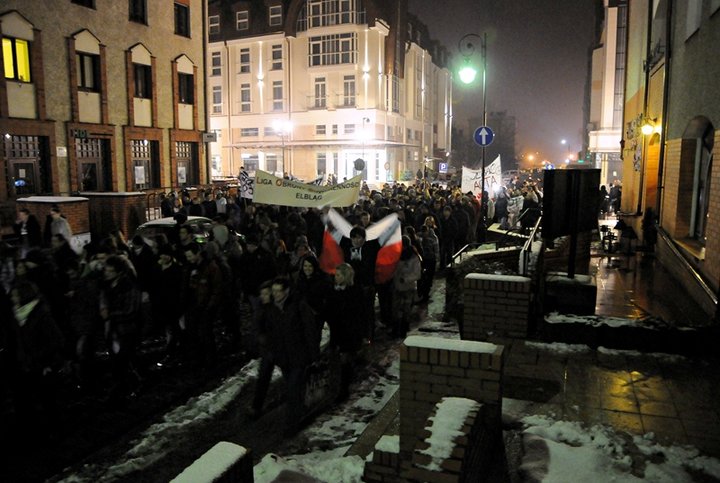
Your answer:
[339,226,380,342]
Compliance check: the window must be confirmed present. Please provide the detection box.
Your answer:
[269,5,282,26]
[316,125,326,135]
[343,75,355,106]
[407,129,412,140]
[212,85,222,113]
[72,0,95,7]
[241,128,259,137]
[237,10,249,30]
[264,127,275,136]
[271,44,283,70]
[239,48,250,73]
[240,83,251,112]
[332,124,338,134]
[307,0,358,27]
[272,81,283,110]
[314,77,326,108]
[344,124,355,134]
[317,153,327,175]
[129,0,147,24]
[209,15,220,34]
[174,3,190,37]
[2,37,31,82]
[133,64,152,99]
[308,33,357,66]
[76,52,100,91]
[178,73,193,104]
[211,52,221,76]
[266,154,278,173]
[391,75,400,112]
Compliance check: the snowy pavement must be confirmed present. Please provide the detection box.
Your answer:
[54,278,720,482]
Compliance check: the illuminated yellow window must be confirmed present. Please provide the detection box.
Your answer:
[2,37,31,82]
[2,38,14,79]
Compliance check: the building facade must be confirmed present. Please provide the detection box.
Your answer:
[0,0,207,204]
[620,0,720,319]
[206,0,452,184]
[586,0,626,188]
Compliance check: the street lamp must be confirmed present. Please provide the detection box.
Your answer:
[458,32,488,238]
[272,120,292,176]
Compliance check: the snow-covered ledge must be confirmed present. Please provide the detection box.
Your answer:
[171,441,250,483]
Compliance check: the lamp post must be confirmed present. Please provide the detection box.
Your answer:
[458,32,488,239]
[273,120,292,177]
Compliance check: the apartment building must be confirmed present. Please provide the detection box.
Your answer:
[586,0,626,188]
[0,0,207,204]
[206,0,452,184]
[619,0,720,320]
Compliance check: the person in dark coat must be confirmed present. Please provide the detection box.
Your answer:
[239,233,277,312]
[151,244,184,364]
[100,255,143,404]
[13,208,42,258]
[438,206,458,269]
[9,279,66,438]
[251,277,316,435]
[323,263,364,401]
[339,225,380,340]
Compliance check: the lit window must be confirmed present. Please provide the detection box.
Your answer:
[3,37,31,82]
[241,128,259,137]
[344,124,355,134]
[316,125,326,135]
[237,10,249,30]
[308,33,356,66]
[314,77,326,108]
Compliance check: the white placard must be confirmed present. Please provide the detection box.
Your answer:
[57,146,68,157]
[178,166,187,183]
[135,166,146,185]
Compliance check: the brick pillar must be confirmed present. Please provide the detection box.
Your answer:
[172,441,253,483]
[399,336,504,466]
[16,196,90,236]
[83,192,147,240]
[462,273,531,340]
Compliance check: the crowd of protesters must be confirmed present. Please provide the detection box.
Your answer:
[0,173,543,437]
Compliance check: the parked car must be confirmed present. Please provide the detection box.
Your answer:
[131,214,245,251]
[130,216,212,249]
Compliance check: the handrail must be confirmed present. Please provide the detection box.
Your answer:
[519,214,543,276]
[495,207,540,250]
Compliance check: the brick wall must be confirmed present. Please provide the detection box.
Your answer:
[403,397,496,483]
[398,336,504,466]
[16,196,90,237]
[462,273,532,340]
[83,192,147,240]
[702,131,720,293]
[363,435,402,483]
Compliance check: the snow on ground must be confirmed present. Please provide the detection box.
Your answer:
[57,276,720,482]
[518,415,720,482]
[545,311,675,329]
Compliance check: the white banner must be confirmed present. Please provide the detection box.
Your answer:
[253,170,361,207]
[461,155,502,196]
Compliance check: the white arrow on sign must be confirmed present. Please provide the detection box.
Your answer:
[478,128,490,144]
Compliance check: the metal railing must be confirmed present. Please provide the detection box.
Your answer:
[495,207,541,250]
[519,214,543,277]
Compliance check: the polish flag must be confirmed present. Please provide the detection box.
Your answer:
[318,208,402,284]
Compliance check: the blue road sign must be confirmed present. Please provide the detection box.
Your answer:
[439,162,448,173]
[473,126,494,146]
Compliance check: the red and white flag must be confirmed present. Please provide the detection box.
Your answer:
[318,208,402,284]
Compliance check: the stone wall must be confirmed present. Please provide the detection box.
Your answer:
[82,192,147,240]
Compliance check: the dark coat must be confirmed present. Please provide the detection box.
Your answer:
[12,298,65,375]
[323,284,364,353]
[339,237,380,287]
[256,292,317,369]
[13,215,42,249]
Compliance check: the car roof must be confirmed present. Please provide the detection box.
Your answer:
[137,216,212,228]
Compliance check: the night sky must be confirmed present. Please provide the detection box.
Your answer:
[408,0,598,166]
